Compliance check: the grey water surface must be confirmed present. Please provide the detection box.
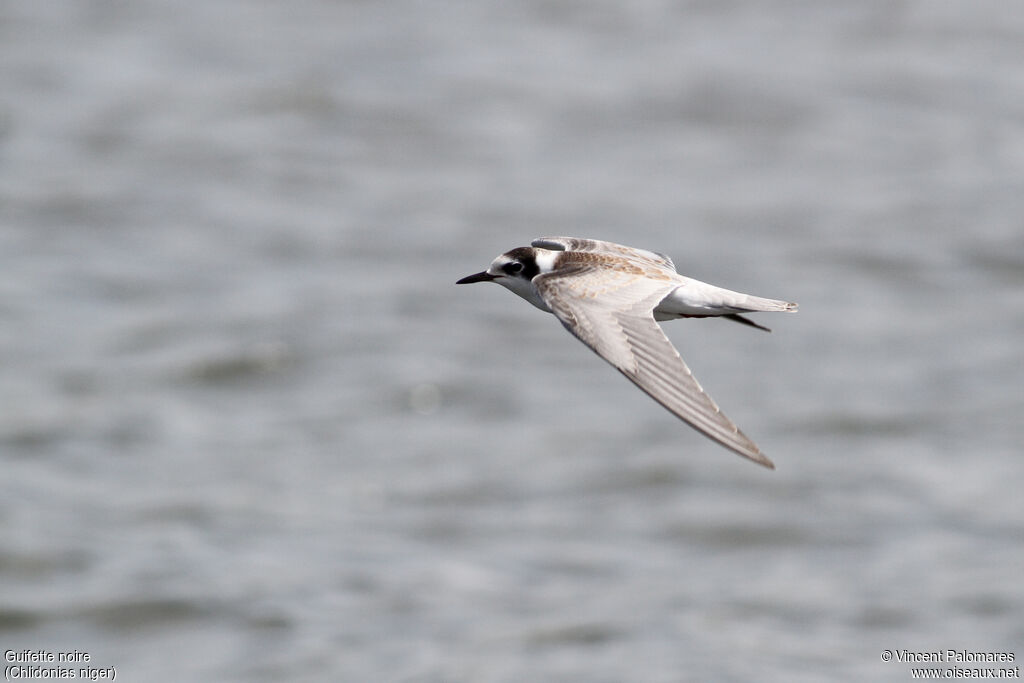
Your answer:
[2,1,1023,681]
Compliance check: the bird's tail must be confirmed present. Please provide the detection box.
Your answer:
[735,295,798,313]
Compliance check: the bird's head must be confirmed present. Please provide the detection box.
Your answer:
[456,246,553,311]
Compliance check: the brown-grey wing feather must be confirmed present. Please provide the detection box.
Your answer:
[535,264,773,468]
[532,236,675,271]
[611,312,773,468]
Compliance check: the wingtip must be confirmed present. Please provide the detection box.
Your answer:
[748,452,776,470]
[720,434,776,469]
[734,440,775,469]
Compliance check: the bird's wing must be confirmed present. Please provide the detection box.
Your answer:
[532,236,675,271]
[534,259,773,468]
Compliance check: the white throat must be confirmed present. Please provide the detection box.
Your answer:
[497,275,550,312]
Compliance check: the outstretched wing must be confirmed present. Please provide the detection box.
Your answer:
[532,236,675,271]
[534,259,773,468]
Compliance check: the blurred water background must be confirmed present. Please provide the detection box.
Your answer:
[2,1,1023,681]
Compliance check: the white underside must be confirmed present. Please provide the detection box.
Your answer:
[652,280,793,320]
[496,258,793,322]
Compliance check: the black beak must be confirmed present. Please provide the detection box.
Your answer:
[456,271,498,284]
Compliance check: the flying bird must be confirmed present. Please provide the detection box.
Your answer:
[456,237,797,468]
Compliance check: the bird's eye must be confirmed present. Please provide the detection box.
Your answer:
[502,261,524,275]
